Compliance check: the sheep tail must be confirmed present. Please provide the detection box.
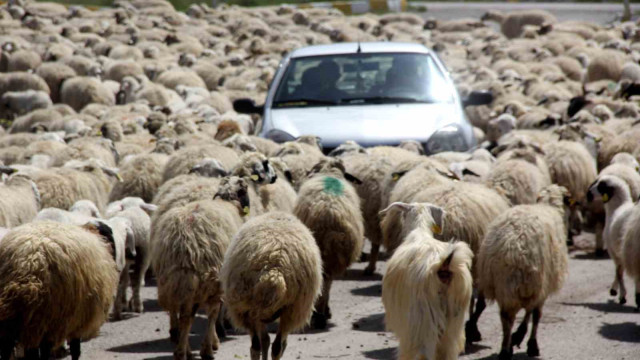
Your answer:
[254,269,287,322]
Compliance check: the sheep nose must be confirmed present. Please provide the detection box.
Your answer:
[270,175,277,184]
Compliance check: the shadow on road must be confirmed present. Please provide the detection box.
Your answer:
[561,300,637,314]
[471,352,531,360]
[464,342,492,355]
[599,322,640,343]
[339,269,382,281]
[351,283,382,297]
[572,252,609,261]
[352,313,385,332]
[142,298,163,312]
[362,347,396,359]
[108,315,236,354]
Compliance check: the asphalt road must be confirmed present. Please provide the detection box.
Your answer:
[415,2,632,25]
[82,233,640,360]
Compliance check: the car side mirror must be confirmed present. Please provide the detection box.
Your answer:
[462,91,493,107]
[233,98,264,115]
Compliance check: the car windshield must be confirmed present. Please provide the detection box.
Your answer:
[272,52,454,108]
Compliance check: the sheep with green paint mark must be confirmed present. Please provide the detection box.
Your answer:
[293,158,364,329]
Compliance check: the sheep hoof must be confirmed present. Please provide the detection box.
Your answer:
[363,266,376,276]
[465,321,482,343]
[610,289,617,297]
[215,321,227,339]
[595,248,606,258]
[511,329,526,348]
[128,299,143,313]
[311,311,327,330]
[526,338,540,357]
[169,328,179,344]
[200,349,214,360]
[619,296,627,305]
[173,350,191,360]
[497,348,512,360]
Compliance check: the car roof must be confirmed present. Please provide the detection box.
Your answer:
[289,42,432,58]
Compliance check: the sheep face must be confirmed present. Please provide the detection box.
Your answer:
[236,153,277,185]
[379,201,445,238]
[307,158,362,185]
[189,158,228,178]
[296,135,323,152]
[215,176,251,216]
[587,176,628,205]
[328,140,367,157]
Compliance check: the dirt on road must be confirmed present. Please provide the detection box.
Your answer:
[83,234,640,360]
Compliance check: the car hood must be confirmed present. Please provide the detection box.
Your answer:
[267,103,463,148]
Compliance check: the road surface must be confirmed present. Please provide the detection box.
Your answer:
[415,2,632,25]
[82,234,640,360]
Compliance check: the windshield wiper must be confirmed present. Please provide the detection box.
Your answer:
[273,98,338,107]
[340,96,431,104]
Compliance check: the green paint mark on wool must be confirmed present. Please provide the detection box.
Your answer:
[323,176,344,196]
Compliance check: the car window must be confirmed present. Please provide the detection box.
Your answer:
[272,52,454,108]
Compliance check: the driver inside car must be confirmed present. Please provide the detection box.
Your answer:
[294,60,348,102]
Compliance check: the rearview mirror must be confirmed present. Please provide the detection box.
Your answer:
[233,98,264,115]
[462,91,493,107]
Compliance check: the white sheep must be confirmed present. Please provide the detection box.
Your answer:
[0,221,118,360]
[221,212,322,360]
[381,202,473,360]
[621,202,640,311]
[152,176,247,360]
[478,185,569,359]
[293,158,364,329]
[587,175,635,305]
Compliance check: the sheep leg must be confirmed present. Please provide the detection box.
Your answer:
[259,327,270,360]
[215,304,227,339]
[465,292,486,343]
[113,264,130,320]
[272,331,288,360]
[250,330,261,360]
[510,310,531,348]
[312,276,332,329]
[0,332,15,360]
[39,340,52,360]
[498,309,516,360]
[526,307,541,357]
[595,222,605,257]
[616,265,627,304]
[174,305,197,360]
[170,311,179,343]
[363,242,380,275]
[24,348,39,360]
[635,279,640,312]
[128,258,144,313]
[70,338,81,360]
[200,303,221,360]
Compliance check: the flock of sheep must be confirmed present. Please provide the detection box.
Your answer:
[0,0,638,359]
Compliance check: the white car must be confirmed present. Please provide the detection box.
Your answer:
[234,42,492,154]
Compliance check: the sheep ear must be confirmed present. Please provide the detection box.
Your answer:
[101,166,123,182]
[344,172,362,185]
[436,168,459,181]
[140,203,157,213]
[391,170,408,181]
[284,170,293,183]
[437,250,455,285]
[427,205,445,235]
[379,202,413,217]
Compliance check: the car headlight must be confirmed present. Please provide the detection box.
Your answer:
[425,124,469,154]
[266,129,295,143]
